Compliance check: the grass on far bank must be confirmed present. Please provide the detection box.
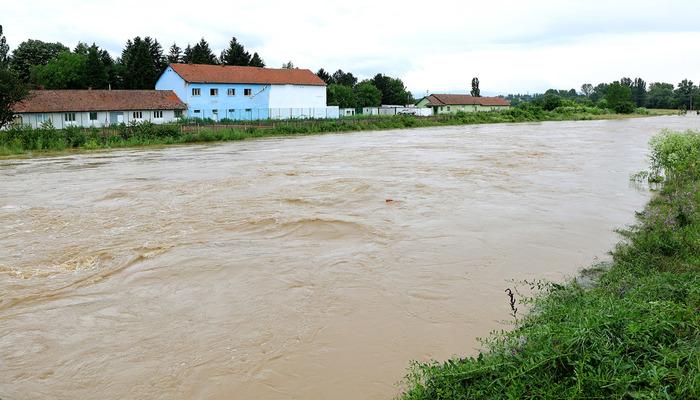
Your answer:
[399,130,700,399]
[0,104,680,157]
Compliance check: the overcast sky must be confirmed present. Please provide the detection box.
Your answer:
[3,0,700,96]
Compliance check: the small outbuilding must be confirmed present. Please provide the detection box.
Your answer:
[12,90,187,129]
[416,94,510,115]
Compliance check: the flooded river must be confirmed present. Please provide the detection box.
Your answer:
[1,116,698,399]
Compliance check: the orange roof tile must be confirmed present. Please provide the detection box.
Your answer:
[423,94,510,107]
[169,63,326,86]
[13,90,187,113]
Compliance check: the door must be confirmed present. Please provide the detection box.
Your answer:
[110,112,124,125]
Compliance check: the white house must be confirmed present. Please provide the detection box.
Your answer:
[155,63,339,120]
[12,90,187,129]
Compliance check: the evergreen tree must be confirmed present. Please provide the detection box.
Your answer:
[146,37,167,75]
[0,25,10,69]
[84,44,109,89]
[167,43,182,64]
[631,78,647,108]
[331,69,357,87]
[249,52,265,67]
[73,42,90,56]
[182,44,192,63]
[282,61,295,69]
[316,68,331,84]
[120,37,156,89]
[220,37,251,66]
[471,77,480,97]
[189,39,217,64]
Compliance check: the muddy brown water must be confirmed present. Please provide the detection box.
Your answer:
[1,116,698,400]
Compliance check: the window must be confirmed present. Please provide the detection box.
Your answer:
[192,88,201,96]
[154,110,163,119]
[64,113,76,122]
[227,88,235,96]
[210,88,218,96]
[245,108,252,112]
[193,109,201,114]
[133,111,143,119]
[175,110,183,118]
[212,109,219,118]
[244,88,252,96]
[228,109,235,113]
[89,112,98,121]
[446,106,451,111]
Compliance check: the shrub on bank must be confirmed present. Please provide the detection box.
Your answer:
[399,130,700,399]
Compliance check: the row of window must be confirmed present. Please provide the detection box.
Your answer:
[192,108,253,114]
[191,88,253,97]
[61,111,166,122]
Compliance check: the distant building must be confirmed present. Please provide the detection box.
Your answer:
[340,108,356,117]
[416,94,510,115]
[12,90,186,129]
[156,63,339,120]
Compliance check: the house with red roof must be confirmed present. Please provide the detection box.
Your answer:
[12,90,187,129]
[155,63,338,120]
[416,94,510,115]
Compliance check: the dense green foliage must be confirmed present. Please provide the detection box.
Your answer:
[399,130,700,399]
[508,77,700,111]
[471,77,480,97]
[0,69,29,128]
[0,105,666,156]
[321,69,412,109]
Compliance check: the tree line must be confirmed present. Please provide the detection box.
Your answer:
[507,77,700,112]
[316,68,414,109]
[2,30,265,91]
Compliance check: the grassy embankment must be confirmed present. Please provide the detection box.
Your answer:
[399,130,700,399]
[0,105,677,157]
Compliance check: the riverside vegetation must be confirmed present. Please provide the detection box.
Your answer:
[0,104,674,156]
[399,130,700,399]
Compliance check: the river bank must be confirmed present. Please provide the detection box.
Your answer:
[0,107,677,158]
[399,129,700,399]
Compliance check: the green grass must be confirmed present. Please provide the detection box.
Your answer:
[0,105,666,157]
[399,130,700,399]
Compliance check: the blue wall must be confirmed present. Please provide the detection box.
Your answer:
[156,67,272,120]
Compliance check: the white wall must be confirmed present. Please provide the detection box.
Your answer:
[268,85,326,108]
[16,110,181,129]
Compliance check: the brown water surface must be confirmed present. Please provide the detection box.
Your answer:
[1,116,698,399]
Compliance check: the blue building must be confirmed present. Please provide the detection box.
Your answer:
[155,64,338,120]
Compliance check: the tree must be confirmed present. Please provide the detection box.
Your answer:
[471,77,480,97]
[84,44,109,89]
[32,51,87,89]
[316,68,331,84]
[120,37,156,89]
[581,83,594,97]
[146,37,167,75]
[372,74,412,105]
[331,69,357,86]
[0,68,29,128]
[73,42,89,56]
[631,78,647,107]
[0,25,10,69]
[167,43,182,64]
[620,77,633,88]
[542,93,562,111]
[647,82,674,109]
[605,81,635,113]
[282,61,295,69]
[327,84,356,108]
[220,37,251,66]
[249,52,265,67]
[182,44,192,64]
[189,39,217,64]
[591,83,608,103]
[10,39,69,82]
[674,79,698,110]
[353,80,382,107]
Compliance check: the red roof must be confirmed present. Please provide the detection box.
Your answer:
[423,94,510,107]
[168,63,326,86]
[13,90,187,113]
